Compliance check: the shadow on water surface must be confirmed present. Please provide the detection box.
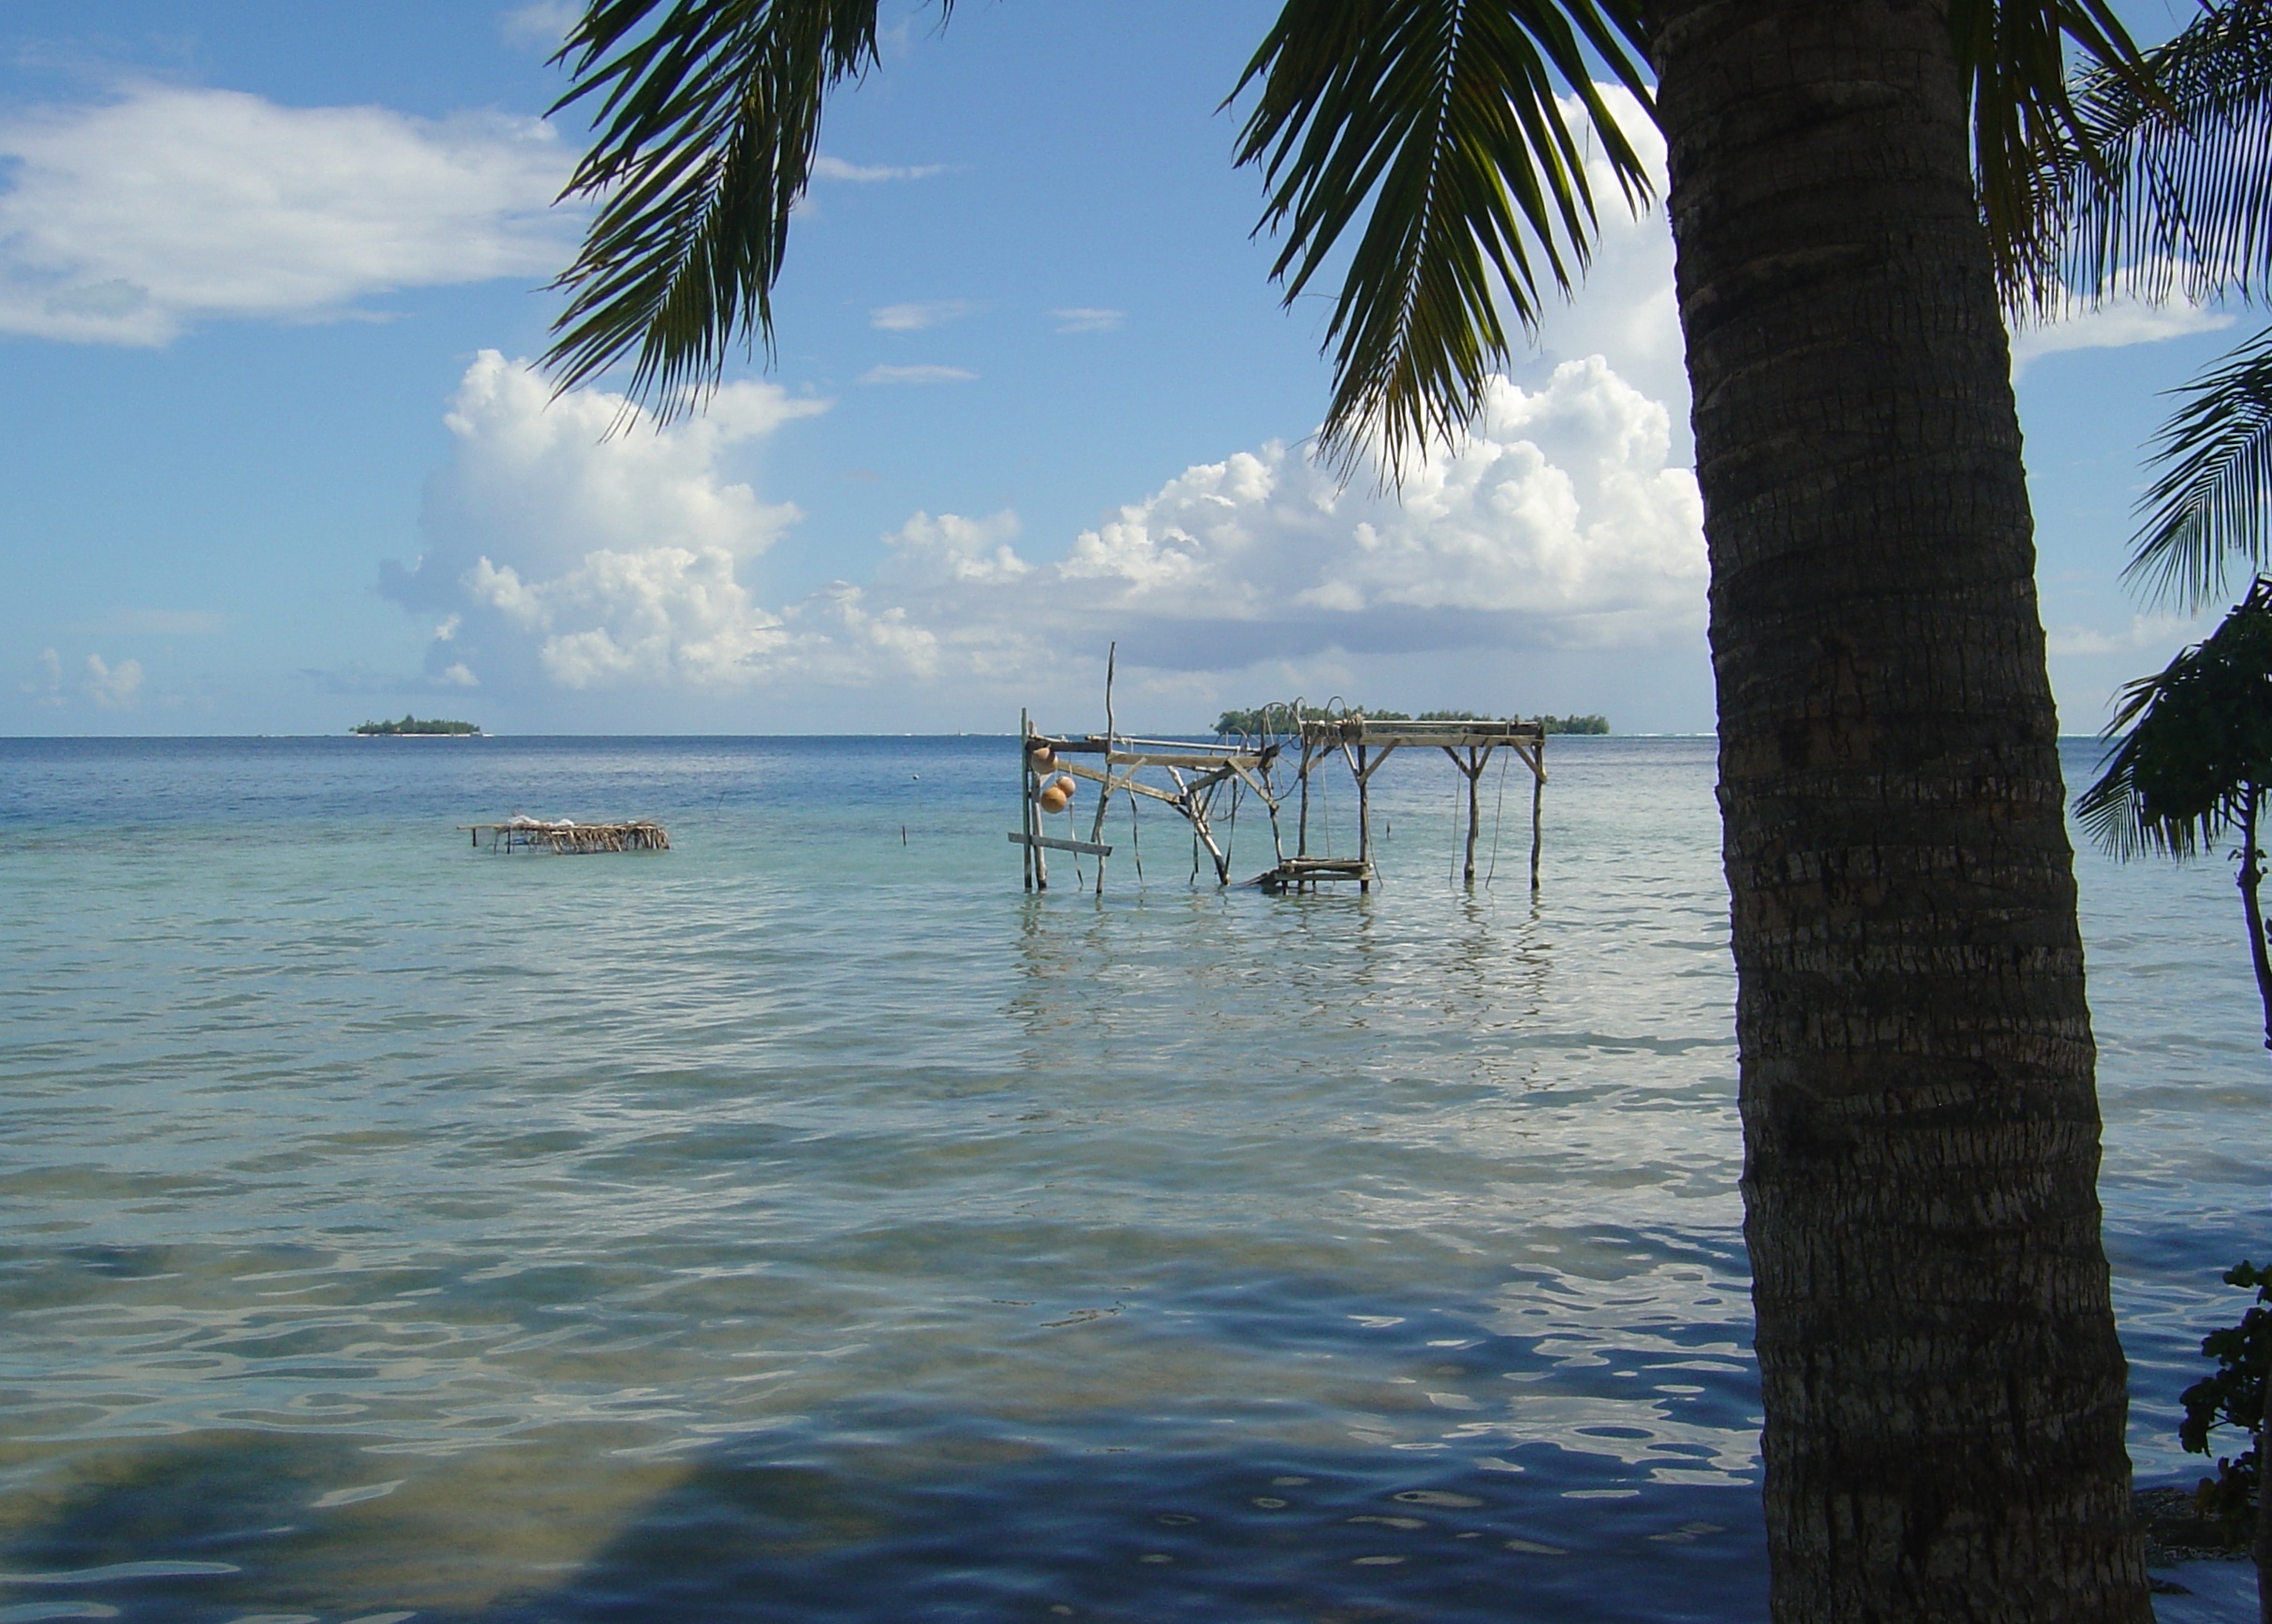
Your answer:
[0,1414,1763,1624]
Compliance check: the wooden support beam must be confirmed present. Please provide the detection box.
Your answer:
[1055,759,1182,806]
[1010,832,1114,857]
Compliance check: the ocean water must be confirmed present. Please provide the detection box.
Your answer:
[0,733,2261,1623]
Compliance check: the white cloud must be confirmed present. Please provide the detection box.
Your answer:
[20,648,63,703]
[1053,307,1125,334]
[500,1,580,50]
[812,155,946,184]
[871,300,972,332]
[2010,290,2235,373]
[0,84,573,344]
[1515,88,1686,424]
[18,646,148,706]
[885,510,1030,584]
[861,363,977,385]
[2047,612,2203,658]
[1031,359,1704,648]
[388,350,1703,703]
[81,653,143,707]
[384,352,829,691]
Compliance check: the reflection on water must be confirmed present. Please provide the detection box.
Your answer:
[0,735,2254,1619]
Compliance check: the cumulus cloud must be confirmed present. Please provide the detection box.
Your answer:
[19,647,146,706]
[861,363,977,384]
[871,300,972,332]
[1515,88,1685,422]
[384,351,831,691]
[82,653,144,707]
[1007,359,1704,660]
[0,84,572,343]
[388,350,1704,702]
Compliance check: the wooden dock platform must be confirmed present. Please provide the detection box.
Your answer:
[461,819,670,854]
[1017,667,1547,895]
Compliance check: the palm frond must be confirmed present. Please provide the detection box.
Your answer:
[1952,0,2149,306]
[2077,575,2272,859]
[2020,0,2272,312]
[2128,327,2272,608]
[543,0,925,421]
[1229,0,1655,481]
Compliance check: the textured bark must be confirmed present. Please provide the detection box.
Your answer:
[2237,795,2272,1051]
[1645,2,2151,1617]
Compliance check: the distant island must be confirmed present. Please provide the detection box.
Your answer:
[1213,706,1606,737]
[351,716,481,736]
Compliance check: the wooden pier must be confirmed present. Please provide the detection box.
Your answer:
[1016,670,1545,895]
[461,819,671,854]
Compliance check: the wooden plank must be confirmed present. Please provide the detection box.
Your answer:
[1009,832,1115,857]
[1105,751,1263,772]
[1055,760,1183,806]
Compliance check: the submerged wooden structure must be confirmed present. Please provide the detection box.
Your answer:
[1014,662,1545,895]
[461,818,671,854]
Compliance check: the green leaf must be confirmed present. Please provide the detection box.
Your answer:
[1228,0,1656,481]
[2020,0,2272,313]
[542,0,932,421]
[1950,0,2150,305]
[2128,327,2272,610]
[2075,574,2272,860]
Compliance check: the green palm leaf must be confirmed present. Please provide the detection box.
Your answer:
[1952,0,2147,304]
[2076,574,2272,859]
[543,0,926,419]
[2022,0,2272,312]
[2128,327,2272,608]
[1227,0,1656,480]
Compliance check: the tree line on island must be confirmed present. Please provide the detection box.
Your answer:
[1212,706,1605,737]
[351,716,480,736]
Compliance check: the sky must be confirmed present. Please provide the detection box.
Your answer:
[0,0,2248,737]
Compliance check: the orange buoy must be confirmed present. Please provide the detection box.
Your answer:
[1026,742,1055,769]
[1054,775,1076,798]
[1038,783,1070,814]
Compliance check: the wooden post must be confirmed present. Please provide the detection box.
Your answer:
[1020,708,1036,892]
[1530,738,1545,890]
[1465,746,1482,885]
[1296,740,1313,859]
[1356,742,1371,893]
[1090,642,1116,895]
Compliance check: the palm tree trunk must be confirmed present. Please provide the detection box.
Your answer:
[2239,795,2272,1624]
[1645,1,2148,1617]
[2237,790,2272,1051]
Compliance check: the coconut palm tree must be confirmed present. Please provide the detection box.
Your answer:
[540,3,2155,1615]
[2078,576,2272,1046]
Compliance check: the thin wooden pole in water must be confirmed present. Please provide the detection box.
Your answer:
[1019,708,1036,892]
[1530,738,1545,890]
[1464,746,1483,886]
[1091,642,1116,896]
[1356,742,1371,893]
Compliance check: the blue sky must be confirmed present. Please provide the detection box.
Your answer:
[0,0,2247,736]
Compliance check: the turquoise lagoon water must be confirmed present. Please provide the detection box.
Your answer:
[0,734,2262,1622]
